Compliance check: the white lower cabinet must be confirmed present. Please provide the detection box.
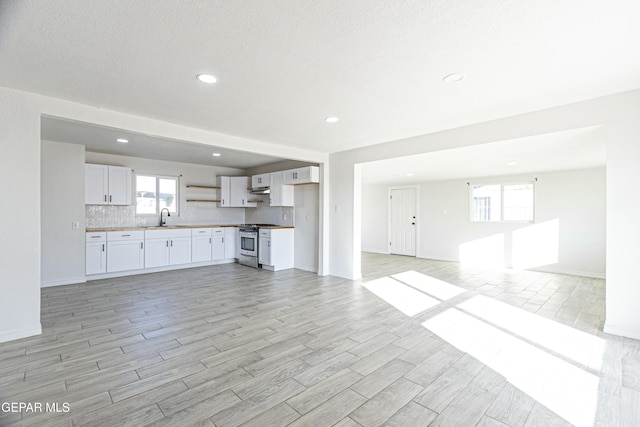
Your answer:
[224,227,236,259]
[144,229,192,268]
[258,233,271,266]
[191,228,213,262]
[86,232,107,275]
[107,231,145,273]
[87,226,240,277]
[145,237,170,268]
[212,228,225,261]
[258,228,294,271]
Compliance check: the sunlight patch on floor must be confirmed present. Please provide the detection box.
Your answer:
[363,276,441,316]
[391,270,465,300]
[423,308,599,427]
[458,295,606,370]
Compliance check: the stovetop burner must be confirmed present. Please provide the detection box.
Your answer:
[239,224,277,231]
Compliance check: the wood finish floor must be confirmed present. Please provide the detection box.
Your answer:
[1,253,638,426]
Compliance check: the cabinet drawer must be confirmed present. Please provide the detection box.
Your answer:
[107,230,144,241]
[259,229,271,237]
[145,228,191,239]
[86,232,107,242]
[191,228,213,236]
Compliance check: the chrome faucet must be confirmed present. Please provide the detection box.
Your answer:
[160,208,170,226]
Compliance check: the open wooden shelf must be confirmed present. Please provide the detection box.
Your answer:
[186,185,221,189]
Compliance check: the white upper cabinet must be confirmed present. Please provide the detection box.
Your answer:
[269,171,294,207]
[251,173,270,188]
[85,164,131,205]
[283,166,319,185]
[217,176,257,207]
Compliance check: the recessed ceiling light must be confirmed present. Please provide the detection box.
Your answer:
[506,161,518,166]
[406,173,414,177]
[443,73,465,83]
[325,117,339,123]
[212,153,221,157]
[116,138,128,143]
[197,74,218,84]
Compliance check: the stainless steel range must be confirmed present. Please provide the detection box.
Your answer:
[238,224,276,268]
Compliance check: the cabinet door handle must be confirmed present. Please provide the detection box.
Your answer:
[102,244,105,251]
[122,234,131,237]
[171,240,173,247]
[109,195,112,202]
[91,235,101,238]
[140,242,143,249]
[209,238,211,244]
[222,237,224,243]
[166,241,169,247]
[104,195,107,202]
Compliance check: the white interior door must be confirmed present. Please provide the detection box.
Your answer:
[390,188,416,256]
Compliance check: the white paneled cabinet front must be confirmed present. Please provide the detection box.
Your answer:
[283,166,319,185]
[269,171,294,207]
[144,237,170,268]
[217,176,256,207]
[86,232,107,275]
[212,228,225,261]
[144,229,191,268]
[224,227,236,259]
[191,228,213,263]
[107,231,144,272]
[251,173,270,188]
[258,228,294,271]
[85,164,131,205]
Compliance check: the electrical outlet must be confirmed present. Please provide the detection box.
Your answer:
[283,214,287,221]
[72,221,80,229]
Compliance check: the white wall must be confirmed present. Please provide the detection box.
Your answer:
[85,151,246,227]
[605,111,640,339]
[362,168,606,278]
[41,140,86,287]
[0,88,42,342]
[361,184,389,253]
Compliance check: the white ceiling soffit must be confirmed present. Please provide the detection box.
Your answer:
[2,1,640,154]
[360,126,606,185]
[41,116,284,169]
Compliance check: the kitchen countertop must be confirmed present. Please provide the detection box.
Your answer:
[86,224,294,232]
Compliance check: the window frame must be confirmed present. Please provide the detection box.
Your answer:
[134,173,180,216]
[469,181,534,223]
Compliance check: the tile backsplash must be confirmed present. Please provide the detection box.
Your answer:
[86,204,246,229]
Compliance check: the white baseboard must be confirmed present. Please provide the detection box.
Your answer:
[329,270,362,280]
[41,277,87,288]
[530,266,605,279]
[294,264,319,273]
[0,324,42,343]
[603,322,640,340]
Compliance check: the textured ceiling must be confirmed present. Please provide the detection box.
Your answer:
[2,1,640,154]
